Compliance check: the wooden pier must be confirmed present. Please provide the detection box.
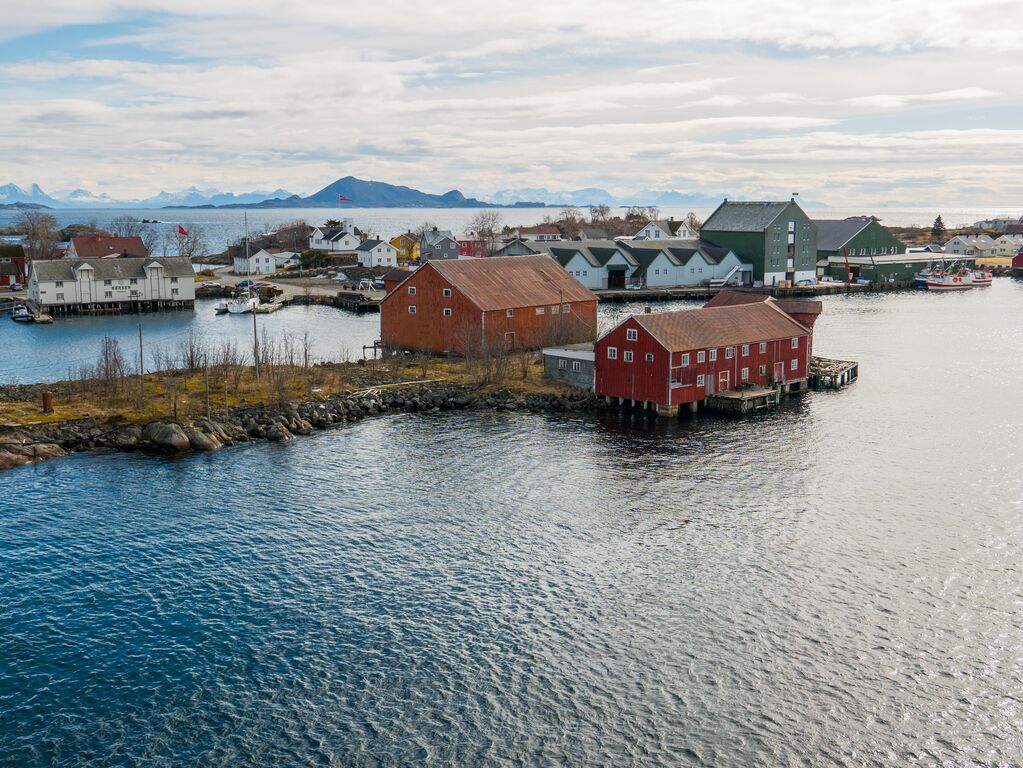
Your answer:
[706,385,782,414]
[809,357,859,390]
[287,291,382,313]
[593,280,919,304]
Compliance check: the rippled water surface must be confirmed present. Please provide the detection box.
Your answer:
[3,282,1023,765]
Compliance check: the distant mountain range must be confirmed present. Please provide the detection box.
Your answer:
[0,177,737,211]
[0,183,296,210]
[487,187,725,208]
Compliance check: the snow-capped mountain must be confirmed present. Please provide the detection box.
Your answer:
[0,183,63,207]
[487,187,724,208]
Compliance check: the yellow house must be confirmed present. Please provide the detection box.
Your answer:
[390,232,420,261]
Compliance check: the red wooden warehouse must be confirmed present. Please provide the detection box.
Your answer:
[380,255,597,355]
[595,298,813,417]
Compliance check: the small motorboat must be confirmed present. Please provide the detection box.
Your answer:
[214,302,229,315]
[226,294,259,314]
[11,305,33,322]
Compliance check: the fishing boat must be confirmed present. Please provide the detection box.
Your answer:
[925,269,973,291]
[11,304,33,322]
[214,301,229,315]
[969,269,993,286]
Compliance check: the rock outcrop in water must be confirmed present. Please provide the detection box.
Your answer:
[0,383,607,471]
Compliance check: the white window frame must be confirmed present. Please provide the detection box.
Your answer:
[536,306,545,315]
[408,286,416,295]
[506,308,514,317]
[725,346,734,359]
[760,364,767,375]
[681,353,690,366]
[561,304,570,313]
[607,346,617,360]
[741,344,749,357]
[558,359,567,370]
[696,374,705,386]
[442,308,452,317]
[645,353,654,362]
[759,342,767,354]
[791,358,798,370]
[571,360,581,372]
[791,337,799,349]
[442,288,452,297]
[626,328,638,341]
[697,351,705,363]
[741,367,749,381]
[624,350,633,362]
[709,349,718,362]
[408,305,417,314]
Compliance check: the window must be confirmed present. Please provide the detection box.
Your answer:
[551,305,560,314]
[104,291,112,298]
[558,359,567,370]
[536,307,545,315]
[442,308,452,317]
[741,344,749,357]
[582,270,588,276]
[760,342,767,353]
[506,308,514,317]
[607,347,617,360]
[442,288,452,297]
[170,277,178,283]
[171,288,179,296]
[408,305,417,314]
[681,353,690,366]
[624,350,633,362]
[103,280,112,286]
[408,286,416,295]
[697,351,705,363]
[55,281,64,287]
[760,365,766,376]
[645,353,654,362]
[791,359,798,370]
[697,374,705,386]
[788,221,795,233]
[562,304,570,313]
[741,367,749,381]
[725,346,734,359]
[56,293,64,300]
[130,279,137,285]
[626,328,638,341]
[709,349,718,361]
[791,337,799,349]
[572,361,581,372]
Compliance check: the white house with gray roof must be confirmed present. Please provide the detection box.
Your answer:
[28,256,196,313]
[419,227,459,260]
[356,239,398,268]
[542,240,638,290]
[944,234,995,258]
[621,240,751,288]
[309,219,364,252]
[634,217,695,241]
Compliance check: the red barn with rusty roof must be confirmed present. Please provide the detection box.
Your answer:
[595,299,812,416]
[703,289,822,329]
[381,255,597,355]
[67,235,149,259]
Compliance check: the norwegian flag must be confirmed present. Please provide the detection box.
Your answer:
[177,225,189,237]
[338,195,351,201]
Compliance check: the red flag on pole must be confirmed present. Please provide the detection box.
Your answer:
[177,225,189,236]
[338,195,350,201]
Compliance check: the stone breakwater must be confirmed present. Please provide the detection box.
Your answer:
[0,384,607,472]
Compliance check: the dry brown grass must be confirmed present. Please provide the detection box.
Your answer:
[0,356,578,427]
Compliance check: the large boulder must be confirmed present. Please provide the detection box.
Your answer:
[184,426,221,452]
[142,422,191,453]
[111,425,143,450]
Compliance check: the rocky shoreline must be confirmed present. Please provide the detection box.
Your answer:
[0,382,608,472]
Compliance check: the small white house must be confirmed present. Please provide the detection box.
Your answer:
[992,234,1023,257]
[624,241,752,287]
[635,218,694,241]
[355,239,398,268]
[544,240,639,290]
[944,235,995,257]
[273,251,301,269]
[234,248,276,275]
[309,219,364,252]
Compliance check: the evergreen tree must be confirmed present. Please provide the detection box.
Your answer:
[931,215,946,240]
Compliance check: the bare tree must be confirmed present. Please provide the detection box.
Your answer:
[466,211,503,257]
[109,215,158,255]
[15,210,58,261]
[174,224,208,261]
[96,336,128,396]
[589,204,611,223]
[684,211,702,233]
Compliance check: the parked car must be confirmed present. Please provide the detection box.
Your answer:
[236,279,256,289]
[9,282,23,292]
[200,281,222,288]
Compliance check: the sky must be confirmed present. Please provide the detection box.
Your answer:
[2,0,1022,207]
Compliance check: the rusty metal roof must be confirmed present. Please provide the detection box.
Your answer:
[70,236,148,259]
[428,255,595,311]
[631,300,810,352]
[704,289,822,319]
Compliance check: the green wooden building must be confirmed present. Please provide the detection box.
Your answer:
[816,217,973,281]
[700,199,817,286]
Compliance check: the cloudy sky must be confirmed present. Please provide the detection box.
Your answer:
[2,0,1022,207]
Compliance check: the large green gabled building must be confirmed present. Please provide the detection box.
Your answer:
[700,199,817,286]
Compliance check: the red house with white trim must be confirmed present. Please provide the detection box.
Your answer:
[1013,247,1023,276]
[595,299,812,416]
[0,244,26,287]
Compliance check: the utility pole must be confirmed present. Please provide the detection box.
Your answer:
[252,309,260,385]
[138,323,144,402]
[204,362,211,419]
